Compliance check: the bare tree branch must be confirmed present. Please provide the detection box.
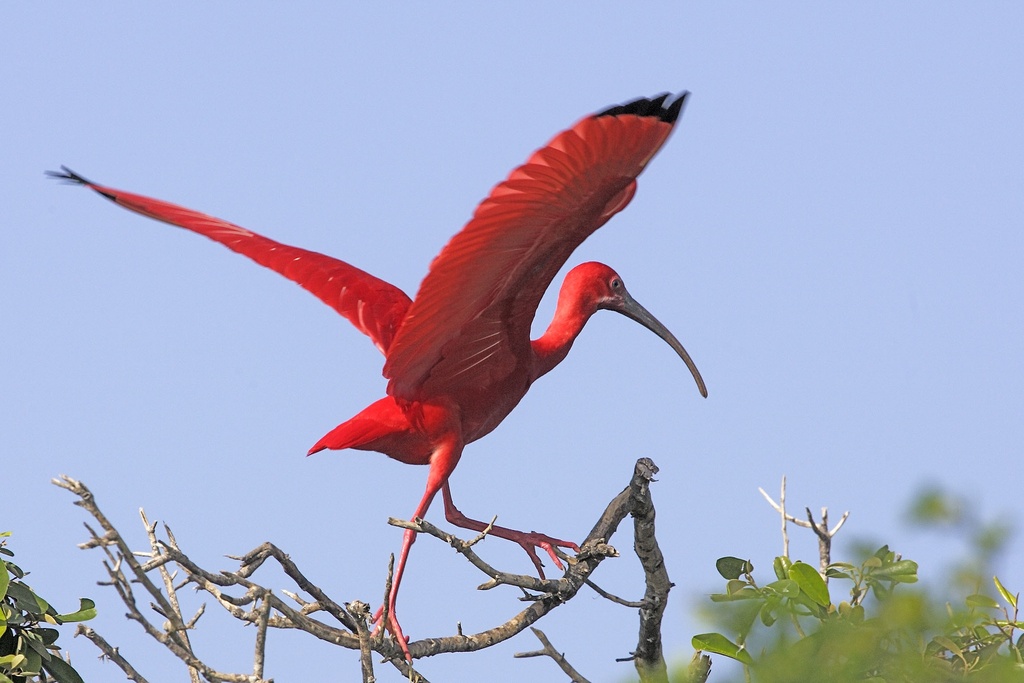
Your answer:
[514,628,592,683]
[75,625,150,683]
[686,650,713,683]
[758,476,790,557]
[54,458,675,681]
[804,506,849,574]
[252,589,272,681]
[584,579,643,608]
[629,458,673,682]
[344,601,376,683]
[140,512,200,683]
[759,478,850,574]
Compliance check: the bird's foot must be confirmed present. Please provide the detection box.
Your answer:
[441,487,580,579]
[510,531,581,580]
[372,603,412,662]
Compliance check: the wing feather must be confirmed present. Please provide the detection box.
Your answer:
[48,168,411,354]
[384,92,688,399]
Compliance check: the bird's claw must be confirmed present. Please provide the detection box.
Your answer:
[515,532,581,579]
[371,603,412,662]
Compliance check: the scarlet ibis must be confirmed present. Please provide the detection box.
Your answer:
[49,91,706,658]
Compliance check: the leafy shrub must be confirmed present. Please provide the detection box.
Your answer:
[688,487,1023,682]
[0,532,95,683]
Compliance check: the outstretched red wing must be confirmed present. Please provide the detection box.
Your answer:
[383,93,687,400]
[49,169,412,355]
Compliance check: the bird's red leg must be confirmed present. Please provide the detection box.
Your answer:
[441,483,580,579]
[372,432,463,661]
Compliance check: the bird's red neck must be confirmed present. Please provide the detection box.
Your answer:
[530,271,597,381]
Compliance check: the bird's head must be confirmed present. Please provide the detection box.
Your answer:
[567,261,707,398]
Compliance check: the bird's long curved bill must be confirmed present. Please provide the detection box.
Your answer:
[615,292,708,398]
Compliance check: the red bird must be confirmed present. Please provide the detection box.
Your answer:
[49,91,706,658]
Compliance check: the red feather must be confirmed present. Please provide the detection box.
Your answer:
[48,169,411,355]
[384,101,683,400]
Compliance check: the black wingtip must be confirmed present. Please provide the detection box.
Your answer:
[596,91,690,124]
[45,166,118,201]
[45,165,91,185]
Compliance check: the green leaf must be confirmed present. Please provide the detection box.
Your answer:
[0,653,25,669]
[21,644,42,675]
[874,559,919,581]
[41,654,86,683]
[789,561,830,607]
[773,556,791,580]
[716,557,753,580]
[765,579,800,598]
[932,635,964,658]
[0,565,7,602]
[837,601,865,623]
[56,599,96,623]
[828,562,857,571]
[36,628,59,647]
[825,567,853,581]
[908,488,962,525]
[993,576,1017,609]
[5,582,40,614]
[759,603,777,627]
[22,631,51,660]
[966,593,1000,610]
[710,586,761,602]
[691,632,754,665]
[3,564,23,582]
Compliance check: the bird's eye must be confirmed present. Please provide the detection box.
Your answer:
[611,279,621,289]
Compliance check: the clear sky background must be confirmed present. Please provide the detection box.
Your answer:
[4,5,1023,682]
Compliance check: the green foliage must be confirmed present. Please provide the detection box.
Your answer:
[687,489,1024,683]
[0,533,95,683]
[693,548,1022,681]
[907,486,1013,597]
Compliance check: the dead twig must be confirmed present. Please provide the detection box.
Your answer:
[687,650,713,683]
[75,625,150,683]
[345,601,376,683]
[627,458,673,682]
[514,627,592,683]
[759,477,850,575]
[584,579,643,608]
[54,457,671,680]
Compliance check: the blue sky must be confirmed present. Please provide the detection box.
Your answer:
[4,5,1023,682]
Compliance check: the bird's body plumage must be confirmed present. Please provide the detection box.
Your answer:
[50,92,705,659]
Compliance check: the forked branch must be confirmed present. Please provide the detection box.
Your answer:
[759,476,851,574]
[54,457,672,681]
